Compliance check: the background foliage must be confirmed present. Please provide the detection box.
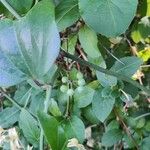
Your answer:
[0,0,150,149]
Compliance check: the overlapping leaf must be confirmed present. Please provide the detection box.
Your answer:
[38,111,67,150]
[79,0,138,37]
[56,0,79,31]
[0,0,60,87]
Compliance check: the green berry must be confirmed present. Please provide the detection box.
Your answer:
[77,86,84,93]
[77,72,83,79]
[61,76,68,83]
[60,85,68,93]
[67,89,74,96]
[78,79,85,86]
[136,118,145,129]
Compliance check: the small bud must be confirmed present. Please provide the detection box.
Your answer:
[78,79,86,86]
[67,89,74,96]
[77,86,84,93]
[62,76,68,83]
[77,72,83,79]
[60,85,68,93]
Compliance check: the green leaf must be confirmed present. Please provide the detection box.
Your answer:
[56,0,79,31]
[0,0,60,82]
[5,0,33,14]
[96,71,117,87]
[97,56,143,87]
[83,105,99,124]
[79,0,138,37]
[102,129,123,147]
[62,116,85,143]
[62,35,77,55]
[48,98,62,117]
[111,56,143,77]
[74,86,95,108]
[0,52,26,87]
[140,136,150,150]
[29,91,45,115]
[0,106,20,128]
[79,25,105,65]
[131,22,150,43]
[78,26,116,87]
[14,84,32,106]
[19,109,40,147]
[138,48,150,62]
[37,111,66,150]
[106,120,119,131]
[92,88,115,122]
[147,0,150,16]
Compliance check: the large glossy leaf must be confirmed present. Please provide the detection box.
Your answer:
[79,0,138,37]
[19,109,40,147]
[37,111,67,150]
[0,0,60,86]
[56,0,79,31]
[92,88,115,122]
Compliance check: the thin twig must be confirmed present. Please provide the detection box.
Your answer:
[124,34,138,56]
[114,109,139,150]
[135,112,150,120]
[141,65,150,68]
[102,45,125,65]
[61,50,150,96]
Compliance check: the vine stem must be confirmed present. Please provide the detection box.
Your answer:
[0,89,36,118]
[39,85,52,150]
[1,0,21,19]
[114,109,139,150]
[135,112,150,120]
[61,50,150,96]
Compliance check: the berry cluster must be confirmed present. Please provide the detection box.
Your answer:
[60,72,86,96]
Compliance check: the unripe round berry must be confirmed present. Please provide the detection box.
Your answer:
[60,85,68,93]
[78,79,86,86]
[77,72,83,79]
[67,89,74,96]
[61,76,68,83]
[77,86,84,93]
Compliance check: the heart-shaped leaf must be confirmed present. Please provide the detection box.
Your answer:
[62,116,85,143]
[92,88,115,122]
[79,0,138,37]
